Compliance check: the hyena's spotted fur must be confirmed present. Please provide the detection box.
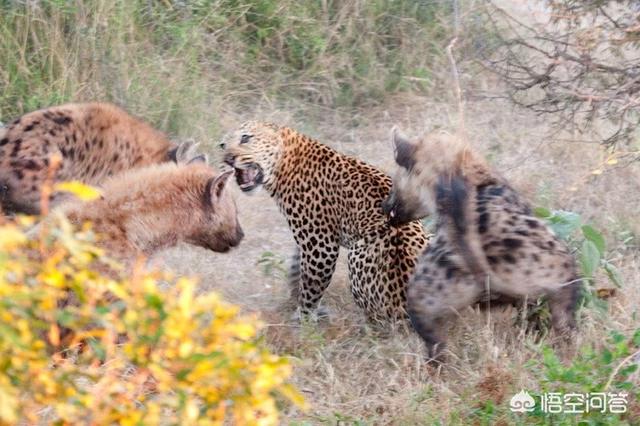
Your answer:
[383,129,581,360]
[0,102,177,214]
[60,159,243,261]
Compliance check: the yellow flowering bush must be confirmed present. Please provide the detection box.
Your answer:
[0,212,303,425]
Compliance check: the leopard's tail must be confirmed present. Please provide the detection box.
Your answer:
[287,246,301,302]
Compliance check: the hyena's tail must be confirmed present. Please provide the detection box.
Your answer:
[436,173,492,287]
[287,246,302,303]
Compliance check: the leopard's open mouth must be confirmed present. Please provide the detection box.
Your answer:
[234,163,264,192]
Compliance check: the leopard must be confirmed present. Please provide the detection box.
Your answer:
[221,121,429,323]
[382,127,582,360]
[0,102,178,215]
[60,155,243,261]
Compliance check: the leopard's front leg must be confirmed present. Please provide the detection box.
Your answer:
[293,239,339,321]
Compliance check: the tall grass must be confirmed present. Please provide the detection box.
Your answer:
[0,0,452,140]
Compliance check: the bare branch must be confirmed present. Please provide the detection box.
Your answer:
[478,0,640,147]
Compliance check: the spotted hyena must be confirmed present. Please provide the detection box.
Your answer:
[382,128,581,359]
[61,156,243,261]
[0,102,178,214]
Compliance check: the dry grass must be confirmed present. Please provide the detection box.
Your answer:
[157,94,640,424]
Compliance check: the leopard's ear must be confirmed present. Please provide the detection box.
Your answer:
[390,126,416,170]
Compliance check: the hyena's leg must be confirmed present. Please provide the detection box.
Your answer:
[296,239,340,321]
[548,278,581,335]
[407,254,482,361]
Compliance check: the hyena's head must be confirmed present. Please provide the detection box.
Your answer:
[382,127,476,226]
[186,165,244,253]
[220,121,283,194]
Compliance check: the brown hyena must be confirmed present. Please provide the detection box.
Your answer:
[382,128,581,360]
[0,102,178,215]
[60,157,243,261]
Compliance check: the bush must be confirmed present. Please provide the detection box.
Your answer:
[0,212,303,424]
[0,0,452,134]
[523,329,640,424]
[535,208,623,309]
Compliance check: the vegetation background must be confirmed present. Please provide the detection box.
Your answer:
[0,0,639,424]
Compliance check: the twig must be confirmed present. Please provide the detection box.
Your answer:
[604,348,640,391]
[446,37,466,139]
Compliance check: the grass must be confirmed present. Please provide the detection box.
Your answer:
[0,0,453,141]
[1,0,639,424]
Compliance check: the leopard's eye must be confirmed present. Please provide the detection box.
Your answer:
[240,134,253,145]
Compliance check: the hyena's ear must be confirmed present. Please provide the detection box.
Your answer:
[390,126,416,170]
[167,143,179,163]
[188,154,208,165]
[172,140,201,163]
[205,170,233,206]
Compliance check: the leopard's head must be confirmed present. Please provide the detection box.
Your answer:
[220,121,283,194]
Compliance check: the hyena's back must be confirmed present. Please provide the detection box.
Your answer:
[0,102,174,214]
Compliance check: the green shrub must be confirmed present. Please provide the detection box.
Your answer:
[535,208,623,310]
[522,329,640,425]
[0,211,303,424]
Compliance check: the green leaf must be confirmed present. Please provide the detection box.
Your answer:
[619,364,638,377]
[541,210,582,240]
[604,263,623,288]
[581,225,606,255]
[56,309,75,325]
[534,207,552,218]
[145,294,164,311]
[632,329,640,347]
[87,339,106,361]
[611,331,625,344]
[95,306,110,315]
[580,240,600,278]
[618,381,633,390]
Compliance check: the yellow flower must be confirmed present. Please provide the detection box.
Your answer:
[54,181,102,201]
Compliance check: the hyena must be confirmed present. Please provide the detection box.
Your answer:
[61,156,243,261]
[382,128,581,360]
[0,102,178,214]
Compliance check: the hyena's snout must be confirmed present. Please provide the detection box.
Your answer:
[229,225,244,247]
[382,192,404,227]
